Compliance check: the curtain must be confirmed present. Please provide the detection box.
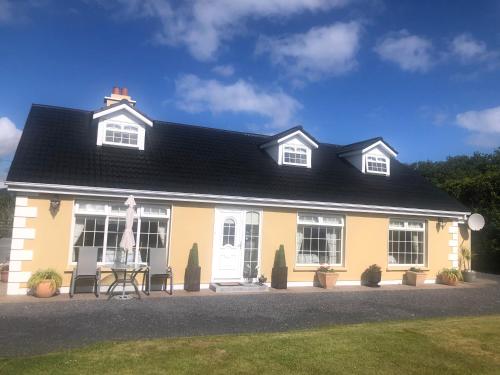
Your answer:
[296,229,305,263]
[72,219,85,262]
[412,232,420,264]
[326,231,337,264]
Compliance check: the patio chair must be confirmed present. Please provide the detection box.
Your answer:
[142,247,173,295]
[70,246,101,298]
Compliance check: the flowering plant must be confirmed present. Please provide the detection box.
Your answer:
[317,264,336,273]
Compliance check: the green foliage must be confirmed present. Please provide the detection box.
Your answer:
[460,246,472,271]
[318,265,336,273]
[411,148,500,273]
[409,267,424,273]
[0,189,14,238]
[27,269,62,290]
[273,245,286,268]
[187,243,199,268]
[438,268,462,282]
[367,264,381,273]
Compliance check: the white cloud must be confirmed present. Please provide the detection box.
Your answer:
[212,64,235,77]
[0,0,14,24]
[450,34,487,61]
[456,105,500,148]
[256,22,361,80]
[0,117,22,156]
[175,74,301,128]
[374,30,434,73]
[105,0,351,61]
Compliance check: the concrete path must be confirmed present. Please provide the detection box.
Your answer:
[1,274,499,357]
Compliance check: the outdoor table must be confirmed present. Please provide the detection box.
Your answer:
[106,262,145,300]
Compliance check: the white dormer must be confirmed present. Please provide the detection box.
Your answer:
[260,127,319,168]
[93,88,152,151]
[338,138,397,176]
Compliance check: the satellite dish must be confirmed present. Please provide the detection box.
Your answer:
[468,213,485,231]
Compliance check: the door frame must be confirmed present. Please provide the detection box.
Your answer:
[211,207,263,282]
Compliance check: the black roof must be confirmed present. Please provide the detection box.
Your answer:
[7,104,468,212]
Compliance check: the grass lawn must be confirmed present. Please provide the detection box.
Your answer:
[1,315,500,374]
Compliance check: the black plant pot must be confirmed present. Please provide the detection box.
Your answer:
[366,270,382,287]
[184,266,201,291]
[271,266,288,289]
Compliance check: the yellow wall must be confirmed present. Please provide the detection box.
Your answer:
[23,195,75,287]
[17,196,462,289]
[168,203,215,285]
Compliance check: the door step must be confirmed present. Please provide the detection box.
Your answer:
[209,282,269,293]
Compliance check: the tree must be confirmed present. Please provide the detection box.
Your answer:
[410,148,500,273]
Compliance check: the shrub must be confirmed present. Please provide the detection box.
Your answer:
[27,269,62,290]
[409,267,424,272]
[367,264,381,273]
[438,268,462,283]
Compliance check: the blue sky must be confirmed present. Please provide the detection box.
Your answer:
[1,0,500,184]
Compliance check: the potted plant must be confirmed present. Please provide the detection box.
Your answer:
[27,269,62,298]
[362,264,382,287]
[437,268,461,286]
[184,243,201,291]
[271,245,287,289]
[460,246,476,282]
[405,267,427,286]
[316,265,339,288]
[0,263,8,283]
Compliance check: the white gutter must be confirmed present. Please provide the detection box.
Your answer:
[5,181,470,220]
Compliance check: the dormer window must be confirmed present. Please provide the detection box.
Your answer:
[93,88,153,151]
[260,126,318,168]
[104,123,139,147]
[283,145,308,166]
[366,155,388,174]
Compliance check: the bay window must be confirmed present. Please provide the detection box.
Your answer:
[388,219,426,266]
[296,213,344,266]
[72,200,169,264]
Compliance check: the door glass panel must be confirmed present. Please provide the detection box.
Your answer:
[243,212,259,279]
[222,218,236,246]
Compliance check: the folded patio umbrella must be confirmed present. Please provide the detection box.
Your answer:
[120,195,136,262]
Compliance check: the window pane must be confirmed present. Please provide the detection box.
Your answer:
[222,219,236,246]
[243,212,260,279]
[296,218,343,265]
[388,220,425,266]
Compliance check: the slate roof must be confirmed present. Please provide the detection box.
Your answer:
[7,104,468,212]
[260,125,318,147]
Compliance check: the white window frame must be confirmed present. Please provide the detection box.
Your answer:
[103,122,140,148]
[282,145,308,166]
[365,154,389,175]
[70,200,171,266]
[388,218,426,267]
[296,213,345,267]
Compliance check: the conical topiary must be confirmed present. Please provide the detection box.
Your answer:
[273,245,286,268]
[271,244,288,289]
[184,243,201,291]
[187,243,199,268]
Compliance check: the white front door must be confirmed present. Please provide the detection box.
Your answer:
[213,209,245,280]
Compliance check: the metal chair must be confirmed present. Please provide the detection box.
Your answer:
[70,246,101,298]
[142,247,173,295]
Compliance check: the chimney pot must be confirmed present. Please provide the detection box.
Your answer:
[121,87,129,96]
[112,86,120,95]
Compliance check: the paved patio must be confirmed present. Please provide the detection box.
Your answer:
[0,273,499,357]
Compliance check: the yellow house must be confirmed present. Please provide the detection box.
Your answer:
[5,89,471,295]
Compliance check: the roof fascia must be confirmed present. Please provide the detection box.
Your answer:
[93,104,153,127]
[6,181,470,220]
[261,130,319,149]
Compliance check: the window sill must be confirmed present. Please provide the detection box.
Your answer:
[386,267,429,272]
[294,265,347,272]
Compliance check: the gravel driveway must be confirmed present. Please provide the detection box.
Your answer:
[1,275,500,357]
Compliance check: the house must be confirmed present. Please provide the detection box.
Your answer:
[5,88,471,295]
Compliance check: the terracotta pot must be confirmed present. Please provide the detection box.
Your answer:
[317,271,339,288]
[405,271,427,286]
[1,270,8,283]
[35,280,57,298]
[440,274,458,286]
